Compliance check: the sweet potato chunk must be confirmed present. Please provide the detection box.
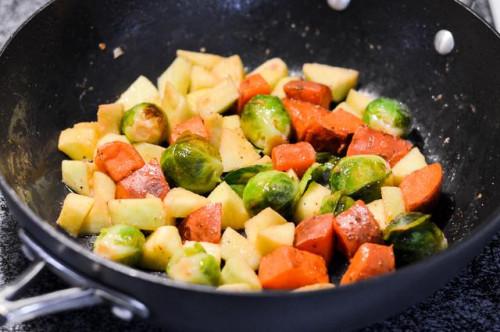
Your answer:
[258,246,329,290]
[169,116,209,144]
[179,203,222,244]
[284,80,332,109]
[400,163,443,212]
[347,126,412,166]
[95,141,145,182]
[340,243,395,285]
[272,142,316,177]
[115,159,170,199]
[238,74,272,111]
[333,200,382,257]
[294,214,335,263]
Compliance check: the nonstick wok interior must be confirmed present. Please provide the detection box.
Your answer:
[0,0,499,261]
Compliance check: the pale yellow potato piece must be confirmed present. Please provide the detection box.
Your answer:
[158,57,192,96]
[108,197,166,231]
[219,128,261,172]
[244,207,287,244]
[271,76,298,99]
[92,171,116,202]
[303,63,359,102]
[58,126,98,161]
[381,186,406,224]
[294,182,331,222]
[333,102,360,119]
[345,89,375,117]
[163,187,209,218]
[61,160,93,196]
[203,113,224,149]
[177,50,223,69]
[255,222,295,256]
[249,58,288,88]
[211,55,245,84]
[190,65,218,91]
[392,147,427,185]
[117,75,161,110]
[140,226,183,271]
[97,103,124,136]
[367,199,387,230]
[57,193,95,236]
[220,258,262,290]
[133,143,165,163]
[160,82,194,132]
[221,228,261,270]
[187,78,239,118]
[222,115,241,131]
[208,182,249,230]
[80,199,112,235]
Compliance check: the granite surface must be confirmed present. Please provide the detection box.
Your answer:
[0,0,498,331]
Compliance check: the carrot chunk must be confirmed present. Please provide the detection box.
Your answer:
[271,142,316,177]
[95,141,145,182]
[333,200,382,258]
[169,115,209,144]
[179,203,222,244]
[294,214,335,263]
[323,109,364,135]
[258,246,329,290]
[238,74,272,112]
[340,243,395,285]
[284,80,332,109]
[347,126,412,166]
[282,98,347,153]
[115,159,170,199]
[400,163,443,212]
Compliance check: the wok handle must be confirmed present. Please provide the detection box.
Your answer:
[0,261,102,326]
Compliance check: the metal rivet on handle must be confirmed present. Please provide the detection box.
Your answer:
[327,0,351,11]
[434,30,455,55]
[111,306,134,321]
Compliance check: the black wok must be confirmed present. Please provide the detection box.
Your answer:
[0,0,499,331]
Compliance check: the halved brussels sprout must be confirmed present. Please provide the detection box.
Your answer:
[224,163,273,186]
[240,95,291,154]
[363,98,411,137]
[293,163,320,206]
[319,192,355,215]
[383,212,447,266]
[243,170,298,217]
[160,134,223,194]
[311,156,341,186]
[166,242,221,286]
[93,224,145,266]
[330,155,390,202]
[315,152,335,163]
[121,103,167,144]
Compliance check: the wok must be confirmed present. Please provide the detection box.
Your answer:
[0,0,499,331]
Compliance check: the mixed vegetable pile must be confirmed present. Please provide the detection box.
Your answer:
[56,50,447,292]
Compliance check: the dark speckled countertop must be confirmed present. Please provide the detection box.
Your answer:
[0,1,499,331]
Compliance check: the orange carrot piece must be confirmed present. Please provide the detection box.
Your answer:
[347,126,412,166]
[340,243,395,285]
[169,116,209,144]
[400,163,443,211]
[179,203,222,244]
[333,200,382,258]
[294,214,335,263]
[115,159,170,199]
[271,142,316,177]
[284,80,332,109]
[95,141,145,182]
[238,74,272,112]
[323,109,364,135]
[258,246,329,290]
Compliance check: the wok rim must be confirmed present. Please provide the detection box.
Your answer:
[0,0,499,299]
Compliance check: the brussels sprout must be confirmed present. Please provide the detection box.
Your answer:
[311,156,341,186]
[224,163,273,186]
[121,103,167,144]
[166,242,221,286]
[383,212,448,266]
[363,98,411,137]
[315,152,335,163]
[93,224,145,266]
[243,170,298,217]
[229,184,245,197]
[292,163,320,207]
[160,134,223,194]
[330,155,390,202]
[240,95,291,154]
[319,192,355,215]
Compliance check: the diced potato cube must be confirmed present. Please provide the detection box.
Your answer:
[92,171,116,201]
[80,199,112,235]
[133,143,165,163]
[184,241,221,265]
[190,65,218,92]
[208,182,249,230]
[271,76,298,99]
[293,283,335,292]
[97,103,124,136]
[160,82,194,132]
[392,147,427,185]
[219,128,261,172]
[177,50,223,69]
[217,283,253,292]
[244,207,287,244]
[56,193,95,236]
[58,126,98,161]
[333,102,360,119]
[187,78,239,118]
[303,63,359,102]
[294,182,331,222]
[203,113,224,148]
[381,186,406,224]
[345,89,375,117]
[158,57,192,96]
[61,160,93,196]
[108,197,166,231]
[220,258,262,290]
[211,55,245,84]
[222,115,241,131]
[366,199,386,230]
[255,222,295,256]
[96,133,130,148]
[140,226,183,271]
[163,187,209,218]
[221,228,261,270]
[117,75,161,110]
[249,58,288,88]
[254,155,272,164]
